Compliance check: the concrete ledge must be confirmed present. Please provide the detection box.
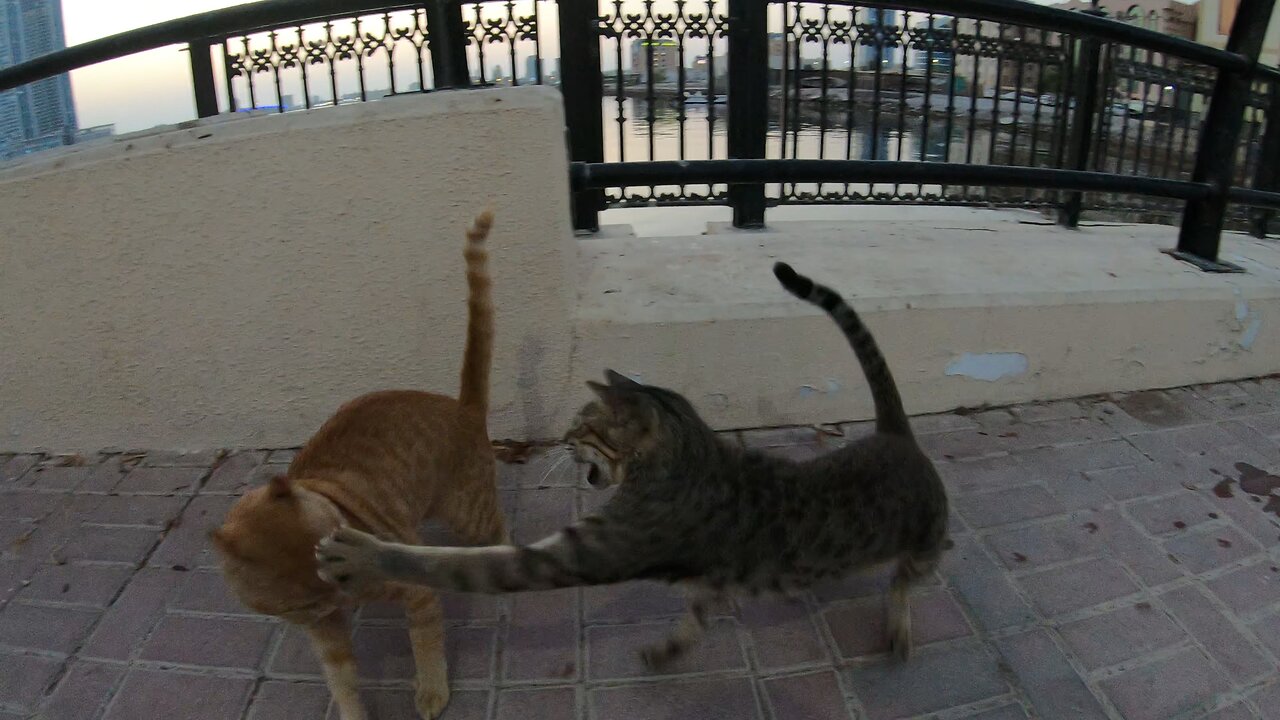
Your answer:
[0,86,578,451]
[573,209,1280,430]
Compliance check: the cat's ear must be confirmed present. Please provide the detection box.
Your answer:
[604,369,642,388]
[268,474,293,499]
[586,380,612,401]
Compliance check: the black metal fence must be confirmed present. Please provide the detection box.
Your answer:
[1,0,1278,270]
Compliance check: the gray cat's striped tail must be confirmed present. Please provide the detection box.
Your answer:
[773,262,912,437]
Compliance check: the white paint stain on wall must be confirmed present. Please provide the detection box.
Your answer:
[944,352,1029,382]
[1233,289,1263,351]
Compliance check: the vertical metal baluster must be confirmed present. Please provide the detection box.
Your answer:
[964,19,981,200]
[1115,40,1138,175]
[1009,25,1026,168]
[354,18,368,101]
[727,0,768,226]
[870,7,883,160]
[643,1,656,162]
[559,0,605,230]
[1174,75,1196,178]
[819,4,831,163]
[1051,31,1074,172]
[612,2,625,163]
[416,9,428,91]
[1159,55,1180,178]
[790,7,802,163]
[1251,79,1280,237]
[240,36,257,109]
[988,23,1005,181]
[325,22,339,104]
[677,0,688,164]
[384,13,396,94]
[473,3,488,84]
[506,1,519,87]
[893,10,909,199]
[844,4,858,198]
[296,27,311,108]
[707,2,718,161]
[532,1,544,84]
[941,14,958,195]
[269,30,285,111]
[921,13,935,162]
[189,38,218,118]
[221,38,239,112]
[1026,26,1049,205]
[1131,45,1154,178]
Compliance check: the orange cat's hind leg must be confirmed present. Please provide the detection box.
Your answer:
[383,585,451,719]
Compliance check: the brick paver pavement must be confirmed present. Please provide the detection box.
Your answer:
[3,379,1280,719]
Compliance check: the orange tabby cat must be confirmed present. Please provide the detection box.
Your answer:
[211,210,507,720]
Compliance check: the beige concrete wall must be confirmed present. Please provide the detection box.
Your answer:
[0,87,578,452]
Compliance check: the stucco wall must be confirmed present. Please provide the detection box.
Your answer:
[0,87,578,451]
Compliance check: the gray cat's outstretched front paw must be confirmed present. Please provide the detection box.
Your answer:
[316,526,390,596]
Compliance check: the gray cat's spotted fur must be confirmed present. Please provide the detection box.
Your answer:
[317,261,950,666]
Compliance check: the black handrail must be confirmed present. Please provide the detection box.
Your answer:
[0,0,1277,268]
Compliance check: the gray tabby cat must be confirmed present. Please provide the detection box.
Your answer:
[316,262,949,665]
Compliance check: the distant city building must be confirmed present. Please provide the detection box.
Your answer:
[1052,0,1196,39]
[629,38,680,83]
[911,16,954,74]
[1197,0,1280,66]
[525,55,538,83]
[0,0,78,160]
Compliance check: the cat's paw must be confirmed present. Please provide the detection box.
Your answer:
[316,527,390,596]
[887,619,912,662]
[415,678,450,719]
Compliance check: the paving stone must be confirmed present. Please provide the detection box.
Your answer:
[444,625,496,681]
[1107,389,1216,431]
[965,705,1033,720]
[0,455,39,485]
[0,602,100,653]
[0,652,62,711]
[935,454,1029,496]
[1161,584,1273,684]
[1206,562,1280,618]
[142,449,223,468]
[584,581,687,622]
[811,563,896,603]
[999,416,1120,452]
[844,641,1009,719]
[511,488,574,544]
[103,669,253,720]
[323,688,488,720]
[738,596,829,669]
[70,494,184,528]
[170,569,252,614]
[267,449,299,465]
[139,614,276,669]
[268,623,321,676]
[0,558,39,607]
[1085,462,1183,501]
[1249,680,1280,719]
[1164,526,1263,574]
[1090,508,1185,586]
[20,465,116,492]
[503,588,578,681]
[109,466,206,495]
[740,426,824,448]
[995,629,1109,720]
[1016,439,1151,476]
[1057,602,1186,670]
[1017,558,1140,617]
[495,686,577,720]
[586,618,745,679]
[939,535,1036,631]
[761,671,850,720]
[954,485,1066,529]
[148,494,236,569]
[53,525,159,564]
[350,624,416,680]
[1130,492,1224,535]
[823,590,971,659]
[1099,647,1232,720]
[18,563,133,607]
[246,681,332,720]
[81,568,182,659]
[37,659,124,720]
[983,514,1103,571]
[0,491,68,521]
[915,428,1004,461]
[201,451,268,494]
[589,677,761,720]
[1202,701,1261,720]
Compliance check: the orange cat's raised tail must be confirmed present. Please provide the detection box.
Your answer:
[458,209,494,411]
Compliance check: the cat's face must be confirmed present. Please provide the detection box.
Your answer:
[563,369,692,488]
[211,476,349,623]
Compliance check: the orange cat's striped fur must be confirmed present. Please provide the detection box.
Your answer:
[211,211,507,720]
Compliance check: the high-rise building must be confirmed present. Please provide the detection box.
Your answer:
[0,0,78,160]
